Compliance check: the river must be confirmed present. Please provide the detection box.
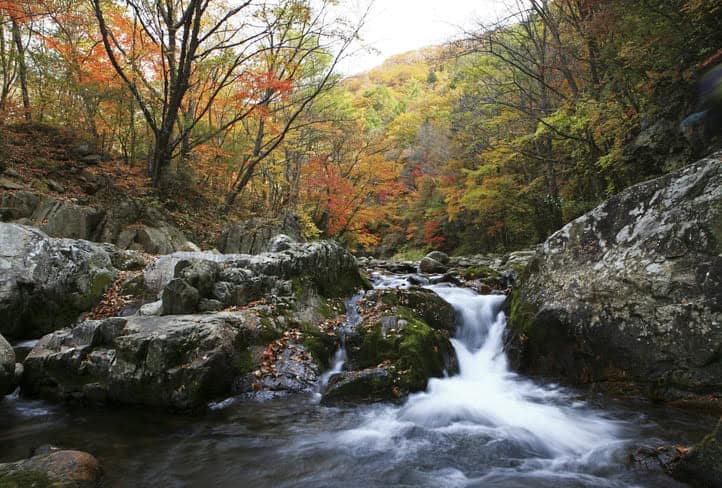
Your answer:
[0,275,714,487]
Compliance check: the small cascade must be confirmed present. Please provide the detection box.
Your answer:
[315,292,364,397]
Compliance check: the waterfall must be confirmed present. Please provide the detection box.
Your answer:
[333,281,624,471]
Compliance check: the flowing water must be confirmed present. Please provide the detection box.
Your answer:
[0,275,714,487]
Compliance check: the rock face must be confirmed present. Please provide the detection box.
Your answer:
[0,223,116,339]
[508,154,722,401]
[218,212,302,254]
[321,288,458,404]
[22,313,261,410]
[0,191,199,254]
[0,449,102,487]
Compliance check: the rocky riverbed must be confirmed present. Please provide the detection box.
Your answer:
[1,154,722,486]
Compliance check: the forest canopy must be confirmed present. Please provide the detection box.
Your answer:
[1,0,720,255]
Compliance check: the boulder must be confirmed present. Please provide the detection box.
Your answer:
[322,288,458,403]
[0,333,21,395]
[0,450,102,488]
[419,256,447,274]
[425,250,450,265]
[0,223,116,339]
[22,313,263,410]
[0,191,41,220]
[147,241,366,314]
[218,212,302,254]
[31,199,106,241]
[134,224,200,255]
[507,154,722,401]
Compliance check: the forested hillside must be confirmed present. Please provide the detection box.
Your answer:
[1,0,720,255]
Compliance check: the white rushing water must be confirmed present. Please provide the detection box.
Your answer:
[330,282,627,484]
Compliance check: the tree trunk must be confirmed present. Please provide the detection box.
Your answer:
[11,19,30,122]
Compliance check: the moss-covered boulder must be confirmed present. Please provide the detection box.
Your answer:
[321,288,458,404]
[0,450,102,488]
[505,155,722,401]
[0,223,117,339]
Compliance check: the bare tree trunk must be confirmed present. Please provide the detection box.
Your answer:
[11,19,30,122]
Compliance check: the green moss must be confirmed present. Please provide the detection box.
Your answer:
[0,470,55,488]
[301,327,336,369]
[463,266,501,281]
[259,317,283,343]
[233,348,254,375]
[507,286,538,334]
[391,248,427,261]
[352,306,453,392]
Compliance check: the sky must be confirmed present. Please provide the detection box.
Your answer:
[342,0,509,74]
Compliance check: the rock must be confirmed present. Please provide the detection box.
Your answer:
[138,300,162,316]
[0,450,102,487]
[4,167,21,179]
[0,176,27,190]
[31,199,105,241]
[269,234,296,252]
[0,223,116,339]
[323,288,458,403]
[218,212,302,254]
[80,154,102,164]
[507,154,722,400]
[198,298,224,312]
[22,312,263,409]
[0,333,19,395]
[419,256,447,274]
[105,247,146,271]
[0,191,41,220]
[425,250,450,264]
[135,224,199,255]
[46,179,65,193]
[161,279,200,315]
[322,368,394,404]
[671,419,722,487]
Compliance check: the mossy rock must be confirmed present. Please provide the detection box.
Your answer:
[462,266,501,282]
[671,418,722,487]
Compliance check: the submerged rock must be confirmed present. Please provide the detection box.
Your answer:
[0,450,102,488]
[0,223,116,339]
[507,154,722,401]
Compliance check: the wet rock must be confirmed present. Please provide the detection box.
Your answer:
[0,223,116,339]
[419,256,447,274]
[22,312,262,410]
[324,288,458,403]
[671,419,722,487]
[0,450,102,488]
[321,368,394,404]
[0,333,20,395]
[507,154,722,400]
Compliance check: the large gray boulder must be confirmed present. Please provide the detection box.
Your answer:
[508,154,722,401]
[22,313,262,410]
[0,223,117,339]
[218,212,302,254]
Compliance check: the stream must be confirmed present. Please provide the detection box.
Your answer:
[0,273,715,487]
